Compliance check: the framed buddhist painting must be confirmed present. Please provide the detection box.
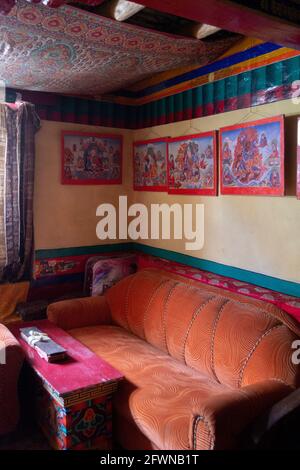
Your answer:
[61,131,122,184]
[167,131,217,195]
[133,137,168,191]
[220,115,284,195]
[297,118,300,199]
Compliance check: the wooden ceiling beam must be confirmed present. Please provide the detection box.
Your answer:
[138,0,300,50]
[182,23,221,39]
[101,0,145,21]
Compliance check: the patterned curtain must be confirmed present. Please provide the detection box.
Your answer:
[0,107,7,276]
[0,102,40,282]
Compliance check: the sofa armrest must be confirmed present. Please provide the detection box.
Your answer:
[0,325,24,436]
[248,387,300,449]
[190,379,293,450]
[47,296,112,330]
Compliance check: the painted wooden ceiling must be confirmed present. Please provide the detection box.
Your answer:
[0,0,239,96]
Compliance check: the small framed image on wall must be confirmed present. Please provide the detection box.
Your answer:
[219,115,285,196]
[133,137,168,191]
[61,131,122,185]
[297,118,300,199]
[167,131,218,195]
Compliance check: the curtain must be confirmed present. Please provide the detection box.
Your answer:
[0,106,7,275]
[0,102,40,282]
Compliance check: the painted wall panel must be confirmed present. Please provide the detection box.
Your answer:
[34,121,131,250]
[133,99,300,284]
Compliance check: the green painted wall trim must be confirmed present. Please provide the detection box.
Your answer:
[35,243,133,260]
[131,243,300,298]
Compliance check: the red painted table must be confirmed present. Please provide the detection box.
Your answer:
[9,320,123,450]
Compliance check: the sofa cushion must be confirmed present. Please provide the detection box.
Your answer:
[68,324,228,450]
[105,270,299,388]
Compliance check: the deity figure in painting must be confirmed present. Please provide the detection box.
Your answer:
[64,147,74,165]
[83,143,96,172]
[143,155,151,179]
[64,166,72,180]
[176,144,186,171]
[205,144,213,159]
[269,168,280,187]
[259,132,268,147]
[232,128,265,184]
[222,141,232,165]
[223,166,234,185]
[267,139,280,166]
[169,154,175,171]
[169,168,175,186]
[76,155,84,172]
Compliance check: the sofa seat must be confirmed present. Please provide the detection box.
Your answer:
[69,324,228,450]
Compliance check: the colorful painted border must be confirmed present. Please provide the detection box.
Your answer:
[167,131,218,196]
[32,242,300,323]
[133,137,168,192]
[7,55,300,129]
[125,39,287,92]
[6,88,136,129]
[35,255,90,280]
[134,57,300,128]
[137,252,300,323]
[132,244,300,300]
[34,242,300,298]
[31,244,134,300]
[117,43,283,100]
[114,43,300,105]
[219,115,285,196]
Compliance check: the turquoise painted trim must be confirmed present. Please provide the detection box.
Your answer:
[132,243,300,298]
[35,243,133,260]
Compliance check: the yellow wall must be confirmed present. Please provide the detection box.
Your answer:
[34,121,131,250]
[132,99,300,284]
[34,99,300,284]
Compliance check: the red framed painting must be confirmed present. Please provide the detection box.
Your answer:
[61,131,122,185]
[297,118,300,199]
[220,115,285,196]
[133,137,168,191]
[167,131,218,195]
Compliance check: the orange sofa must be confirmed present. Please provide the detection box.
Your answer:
[48,268,300,450]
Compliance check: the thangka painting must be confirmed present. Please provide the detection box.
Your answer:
[297,118,300,199]
[62,131,122,184]
[220,116,284,195]
[167,132,217,195]
[133,138,168,191]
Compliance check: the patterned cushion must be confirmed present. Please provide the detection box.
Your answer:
[84,254,137,296]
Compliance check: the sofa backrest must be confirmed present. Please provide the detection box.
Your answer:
[105,269,300,389]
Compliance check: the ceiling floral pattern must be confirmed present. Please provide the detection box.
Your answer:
[0,1,220,96]
[0,1,104,16]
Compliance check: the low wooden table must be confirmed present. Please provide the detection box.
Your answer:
[9,320,123,450]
